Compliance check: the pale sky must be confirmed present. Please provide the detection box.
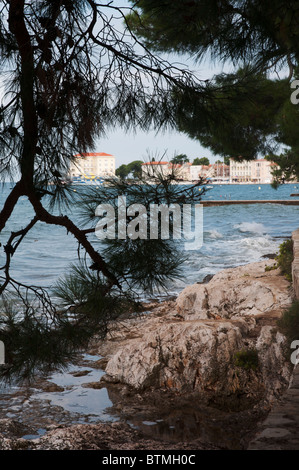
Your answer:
[0,0,227,182]
[95,1,289,168]
[97,127,219,168]
[96,56,227,167]
[1,1,290,172]
[93,1,230,168]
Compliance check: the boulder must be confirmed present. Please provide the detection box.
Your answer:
[101,260,293,407]
[104,318,247,393]
[176,260,292,319]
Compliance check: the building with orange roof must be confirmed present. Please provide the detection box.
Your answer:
[69,152,115,181]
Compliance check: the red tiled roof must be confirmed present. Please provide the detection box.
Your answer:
[212,163,229,168]
[142,161,168,165]
[142,161,191,167]
[74,152,114,157]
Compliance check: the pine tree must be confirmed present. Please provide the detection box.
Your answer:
[127,0,299,181]
[0,0,207,381]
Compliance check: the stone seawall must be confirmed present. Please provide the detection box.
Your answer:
[202,200,299,207]
[248,228,299,450]
[292,228,299,300]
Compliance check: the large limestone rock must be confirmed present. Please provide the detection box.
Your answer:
[101,260,293,406]
[104,317,247,393]
[255,326,291,399]
[176,260,292,319]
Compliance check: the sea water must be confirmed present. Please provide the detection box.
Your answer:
[0,182,299,298]
[0,182,299,442]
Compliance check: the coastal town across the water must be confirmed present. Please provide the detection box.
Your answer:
[68,152,290,185]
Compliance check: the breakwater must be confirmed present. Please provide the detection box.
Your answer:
[202,200,299,206]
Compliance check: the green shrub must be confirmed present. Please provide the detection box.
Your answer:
[277,301,299,345]
[276,239,293,282]
[233,348,259,371]
[265,263,278,272]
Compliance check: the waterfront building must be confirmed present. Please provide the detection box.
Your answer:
[229,158,278,184]
[190,165,203,181]
[191,163,230,182]
[141,161,191,181]
[69,152,116,183]
[209,163,230,182]
[142,161,231,183]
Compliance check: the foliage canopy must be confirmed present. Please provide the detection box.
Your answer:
[127,0,299,182]
[0,0,210,381]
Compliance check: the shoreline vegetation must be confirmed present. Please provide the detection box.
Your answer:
[0,235,297,450]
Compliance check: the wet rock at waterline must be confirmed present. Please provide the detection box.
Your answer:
[101,260,293,408]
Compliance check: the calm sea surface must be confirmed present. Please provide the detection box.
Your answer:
[1,182,299,299]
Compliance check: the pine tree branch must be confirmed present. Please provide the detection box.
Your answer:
[86,0,200,90]
[28,193,120,290]
[0,215,38,295]
[0,181,24,233]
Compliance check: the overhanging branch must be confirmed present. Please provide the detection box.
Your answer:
[28,194,120,289]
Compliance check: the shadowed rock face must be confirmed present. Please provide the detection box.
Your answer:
[101,260,293,408]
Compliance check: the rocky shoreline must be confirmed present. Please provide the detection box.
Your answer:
[100,259,293,405]
[0,258,295,450]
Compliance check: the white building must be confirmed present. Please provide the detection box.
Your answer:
[190,165,203,181]
[69,152,115,181]
[190,164,230,182]
[141,161,191,181]
[141,161,170,179]
[229,158,278,184]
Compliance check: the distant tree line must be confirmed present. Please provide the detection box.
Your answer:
[115,160,143,179]
[115,156,231,175]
